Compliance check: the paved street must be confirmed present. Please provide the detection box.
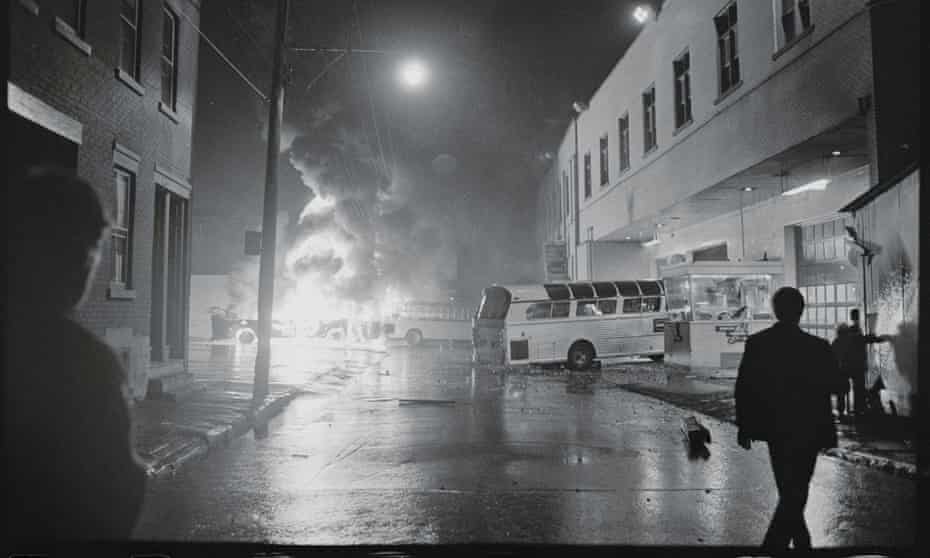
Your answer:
[133,342,915,546]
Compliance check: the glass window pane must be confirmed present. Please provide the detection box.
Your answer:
[551,302,570,318]
[848,283,857,302]
[824,285,835,304]
[622,298,641,313]
[597,299,617,315]
[826,306,836,324]
[576,301,599,317]
[814,285,824,303]
[526,303,551,320]
[835,237,846,259]
[824,238,835,259]
[824,220,835,239]
[641,297,661,313]
[836,284,846,303]
[814,241,824,260]
[802,242,812,260]
[816,307,825,324]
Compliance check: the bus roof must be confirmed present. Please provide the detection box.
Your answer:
[491,280,664,302]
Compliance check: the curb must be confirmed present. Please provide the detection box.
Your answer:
[614,382,920,480]
[142,389,302,479]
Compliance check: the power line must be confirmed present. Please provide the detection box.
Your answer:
[175,6,268,101]
[352,0,391,184]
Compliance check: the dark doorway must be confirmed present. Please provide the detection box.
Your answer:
[151,187,190,361]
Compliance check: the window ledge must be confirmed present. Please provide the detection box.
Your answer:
[773,25,816,61]
[108,282,137,300]
[18,0,39,15]
[54,18,93,56]
[158,101,181,123]
[643,145,659,158]
[672,119,693,137]
[713,80,743,106]
[115,68,146,96]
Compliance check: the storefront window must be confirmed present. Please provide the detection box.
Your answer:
[664,277,692,321]
[687,274,774,321]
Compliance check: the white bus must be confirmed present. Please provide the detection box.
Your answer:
[473,280,667,370]
[383,300,473,346]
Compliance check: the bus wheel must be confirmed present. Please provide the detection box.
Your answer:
[568,342,595,371]
[648,354,665,362]
[405,329,423,347]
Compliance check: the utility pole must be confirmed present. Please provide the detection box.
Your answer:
[253,0,290,402]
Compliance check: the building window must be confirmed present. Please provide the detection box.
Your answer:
[780,0,811,45]
[120,0,141,80]
[161,5,179,109]
[61,0,87,37]
[583,152,592,199]
[642,85,657,153]
[618,113,630,172]
[800,218,850,263]
[673,50,692,129]
[561,171,569,217]
[714,2,740,95]
[599,135,609,186]
[112,167,136,286]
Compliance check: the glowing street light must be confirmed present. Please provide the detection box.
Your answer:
[633,5,653,24]
[399,58,429,89]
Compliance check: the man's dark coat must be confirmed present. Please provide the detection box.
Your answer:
[736,322,846,448]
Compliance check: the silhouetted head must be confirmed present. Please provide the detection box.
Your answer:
[850,308,861,324]
[7,167,109,315]
[771,287,804,324]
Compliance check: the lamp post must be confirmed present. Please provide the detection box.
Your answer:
[572,101,587,280]
[253,0,290,403]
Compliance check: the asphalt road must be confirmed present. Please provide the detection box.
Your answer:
[133,341,915,546]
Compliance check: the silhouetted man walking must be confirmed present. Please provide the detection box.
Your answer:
[736,287,846,551]
[4,169,147,541]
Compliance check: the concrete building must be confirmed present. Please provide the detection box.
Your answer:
[535,0,918,413]
[8,0,202,399]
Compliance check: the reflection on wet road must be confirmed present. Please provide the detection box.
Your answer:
[134,343,915,546]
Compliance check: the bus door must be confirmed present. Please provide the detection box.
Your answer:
[473,287,510,365]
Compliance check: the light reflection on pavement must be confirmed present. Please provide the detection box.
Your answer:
[134,342,915,546]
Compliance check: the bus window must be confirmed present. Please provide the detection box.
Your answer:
[576,301,601,317]
[641,297,662,313]
[597,299,618,315]
[622,297,642,313]
[639,281,662,296]
[551,301,571,318]
[569,283,595,299]
[526,302,552,320]
[478,287,511,320]
[544,284,571,300]
[593,282,617,297]
[615,281,641,297]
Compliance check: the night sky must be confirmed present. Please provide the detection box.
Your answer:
[191,0,658,302]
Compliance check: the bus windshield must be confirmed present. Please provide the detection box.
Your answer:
[477,286,511,320]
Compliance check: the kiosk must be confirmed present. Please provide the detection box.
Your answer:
[661,261,784,370]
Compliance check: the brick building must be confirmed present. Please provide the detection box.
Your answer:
[8,0,202,399]
[534,0,918,414]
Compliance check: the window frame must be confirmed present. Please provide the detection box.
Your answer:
[112,166,136,288]
[617,113,630,173]
[673,49,693,130]
[119,0,142,80]
[161,3,180,110]
[714,2,741,97]
[599,134,609,186]
[642,84,657,154]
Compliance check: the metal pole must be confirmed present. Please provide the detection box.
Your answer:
[739,189,746,260]
[573,117,579,280]
[253,0,290,402]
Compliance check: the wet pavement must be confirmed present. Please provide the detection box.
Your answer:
[133,344,915,546]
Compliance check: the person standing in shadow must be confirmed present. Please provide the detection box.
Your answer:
[735,287,847,551]
[844,308,889,417]
[3,168,147,541]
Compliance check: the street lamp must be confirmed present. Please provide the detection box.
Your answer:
[633,5,653,24]
[399,58,429,89]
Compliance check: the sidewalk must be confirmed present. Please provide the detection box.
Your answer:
[601,361,921,479]
[132,382,302,479]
